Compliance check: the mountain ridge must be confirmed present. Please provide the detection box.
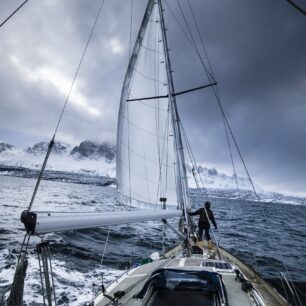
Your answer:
[0,140,116,177]
[0,140,305,205]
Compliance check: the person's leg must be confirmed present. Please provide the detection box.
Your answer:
[205,227,212,250]
[204,227,210,241]
[198,226,203,241]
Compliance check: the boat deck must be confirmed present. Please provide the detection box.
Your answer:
[93,246,289,306]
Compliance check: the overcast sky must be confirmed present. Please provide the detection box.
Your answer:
[0,0,305,196]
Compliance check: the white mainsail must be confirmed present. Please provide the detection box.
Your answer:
[20,1,187,239]
[117,0,181,209]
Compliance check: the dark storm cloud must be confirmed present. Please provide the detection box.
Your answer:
[0,0,305,195]
[162,0,306,195]
[0,0,142,143]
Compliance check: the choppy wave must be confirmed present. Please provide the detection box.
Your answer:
[0,176,306,305]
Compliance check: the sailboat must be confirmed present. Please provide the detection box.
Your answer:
[5,0,296,305]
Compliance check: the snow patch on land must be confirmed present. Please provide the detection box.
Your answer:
[1,141,305,205]
[0,141,116,177]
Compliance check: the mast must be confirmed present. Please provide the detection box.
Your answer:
[157,0,190,222]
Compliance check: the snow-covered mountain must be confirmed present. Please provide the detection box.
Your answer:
[0,140,116,177]
[0,142,23,159]
[186,164,264,192]
[26,141,70,155]
[185,164,306,205]
[0,142,14,153]
[0,140,305,205]
[71,141,115,161]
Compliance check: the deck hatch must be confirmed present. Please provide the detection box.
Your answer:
[184,259,202,266]
[202,261,232,270]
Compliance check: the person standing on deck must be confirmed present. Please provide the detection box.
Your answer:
[188,201,217,250]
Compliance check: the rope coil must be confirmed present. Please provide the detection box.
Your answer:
[6,256,28,306]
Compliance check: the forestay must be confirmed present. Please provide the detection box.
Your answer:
[117,0,179,209]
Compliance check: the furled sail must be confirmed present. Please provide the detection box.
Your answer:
[116,0,179,209]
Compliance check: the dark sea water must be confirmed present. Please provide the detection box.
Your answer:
[0,176,306,305]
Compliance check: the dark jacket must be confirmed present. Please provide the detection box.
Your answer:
[189,207,217,229]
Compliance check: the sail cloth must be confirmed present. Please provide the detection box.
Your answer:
[117,0,178,209]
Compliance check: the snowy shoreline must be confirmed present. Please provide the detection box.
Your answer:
[1,140,305,206]
[1,164,305,206]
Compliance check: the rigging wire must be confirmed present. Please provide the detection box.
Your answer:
[140,103,152,203]
[165,0,288,291]
[154,15,173,206]
[286,0,306,16]
[154,12,163,202]
[155,107,171,205]
[180,121,222,258]
[176,0,260,201]
[27,138,55,212]
[163,2,240,217]
[27,0,106,213]
[167,0,243,220]
[222,116,242,201]
[54,0,105,136]
[124,4,171,205]
[175,1,302,303]
[129,0,134,59]
[123,1,181,209]
[10,2,106,304]
[179,123,207,198]
[100,227,111,267]
[185,0,242,204]
[158,0,191,219]
[0,0,29,29]
[119,1,179,209]
[127,0,134,204]
[175,0,214,82]
[186,0,215,78]
[163,1,196,52]
[182,0,285,247]
[175,0,260,227]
